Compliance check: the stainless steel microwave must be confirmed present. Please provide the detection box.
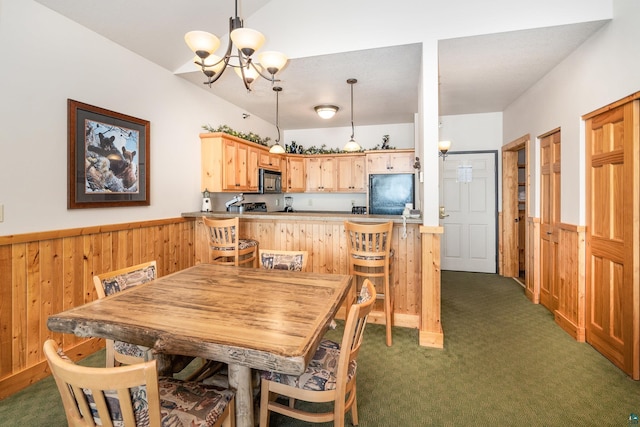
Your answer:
[259,169,282,194]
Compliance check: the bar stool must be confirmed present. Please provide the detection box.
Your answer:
[344,220,394,346]
[202,216,258,267]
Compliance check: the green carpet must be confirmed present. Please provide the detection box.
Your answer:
[2,271,639,426]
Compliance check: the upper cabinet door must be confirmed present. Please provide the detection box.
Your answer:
[366,150,415,174]
[337,156,366,192]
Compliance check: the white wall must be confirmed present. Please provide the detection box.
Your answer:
[503,0,640,225]
[284,123,414,152]
[0,0,614,234]
[439,112,503,208]
[0,0,276,235]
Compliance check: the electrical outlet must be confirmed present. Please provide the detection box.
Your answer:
[0,204,3,222]
[308,199,313,206]
[275,199,279,206]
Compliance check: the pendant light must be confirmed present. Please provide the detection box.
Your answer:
[269,86,286,154]
[343,78,362,152]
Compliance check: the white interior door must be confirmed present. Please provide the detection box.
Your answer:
[440,152,497,273]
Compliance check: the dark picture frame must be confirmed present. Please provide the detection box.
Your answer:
[68,99,150,209]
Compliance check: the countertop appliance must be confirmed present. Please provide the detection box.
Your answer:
[227,202,268,213]
[259,169,282,194]
[369,173,415,215]
[351,206,367,214]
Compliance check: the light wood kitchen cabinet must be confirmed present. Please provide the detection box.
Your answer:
[336,155,366,192]
[201,132,262,192]
[258,151,282,171]
[366,149,416,174]
[285,156,306,192]
[305,157,336,192]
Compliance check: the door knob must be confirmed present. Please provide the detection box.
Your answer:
[439,206,449,219]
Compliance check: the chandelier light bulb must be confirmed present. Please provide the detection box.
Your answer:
[258,51,288,75]
[230,27,265,56]
[185,31,220,58]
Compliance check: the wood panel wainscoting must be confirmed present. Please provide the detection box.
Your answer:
[195,216,423,329]
[193,215,444,347]
[521,217,586,342]
[0,218,196,399]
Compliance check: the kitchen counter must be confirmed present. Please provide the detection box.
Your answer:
[182,211,423,224]
[184,209,444,348]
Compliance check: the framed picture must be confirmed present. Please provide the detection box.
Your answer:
[68,99,150,208]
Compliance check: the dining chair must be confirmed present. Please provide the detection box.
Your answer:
[259,279,376,427]
[202,217,259,267]
[43,339,236,427]
[344,220,395,346]
[259,249,308,272]
[93,261,157,367]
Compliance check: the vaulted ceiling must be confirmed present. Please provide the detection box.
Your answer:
[35,0,608,130]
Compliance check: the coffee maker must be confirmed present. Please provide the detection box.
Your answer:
[201,189,212,212]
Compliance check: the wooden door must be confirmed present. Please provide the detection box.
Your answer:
[585,99,639,379]
[501,149,519,277]
[540,129,561,312]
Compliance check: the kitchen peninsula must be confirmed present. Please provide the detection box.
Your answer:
[181,210,442,346]
[190,132,443,348]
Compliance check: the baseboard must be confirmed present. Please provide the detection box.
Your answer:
[0,338,103,400]
[554,311,585,342]
[419,327,444,349]
[367,312,419,328]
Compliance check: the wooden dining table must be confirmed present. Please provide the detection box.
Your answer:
[47,263,353,427]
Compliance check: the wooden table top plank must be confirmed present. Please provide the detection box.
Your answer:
[47,264,352,374]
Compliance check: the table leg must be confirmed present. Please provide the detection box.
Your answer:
[228,363,254,427]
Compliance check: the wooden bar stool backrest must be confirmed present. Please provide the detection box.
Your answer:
[344,220,393,271]
[202,216,258,267]
[344,220,395,346]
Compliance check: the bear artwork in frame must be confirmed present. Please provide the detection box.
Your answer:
[68,99,150,208]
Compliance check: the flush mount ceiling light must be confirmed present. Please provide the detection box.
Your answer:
[343,78,362,152]
[269,86,286,154]
[184,0,288,91]
[314,105,339,119]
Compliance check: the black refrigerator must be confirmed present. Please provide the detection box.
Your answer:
[368,173,415,215]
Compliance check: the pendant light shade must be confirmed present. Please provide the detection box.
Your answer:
[343,78,362,152]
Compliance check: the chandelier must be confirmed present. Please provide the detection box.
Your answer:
[184,0,288,91]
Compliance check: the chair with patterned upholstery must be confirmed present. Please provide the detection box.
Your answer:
[93,261,157,367]
[202,217,259,267]
[259,279,376,427]
[259,249,308,272]
[43,339,236,427]
[344,220,394,346]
